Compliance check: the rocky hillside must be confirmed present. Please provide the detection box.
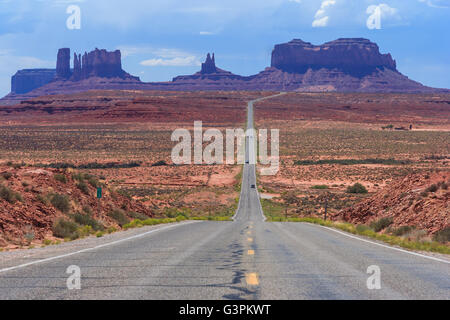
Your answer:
[0,165,152,248]
[332,171,450,234]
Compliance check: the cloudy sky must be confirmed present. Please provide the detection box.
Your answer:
[0,0,449,95]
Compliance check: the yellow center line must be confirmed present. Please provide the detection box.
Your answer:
[247,237,253,242]
[245,273,259,286]
[247,231,252,235]
[247,250,255,255]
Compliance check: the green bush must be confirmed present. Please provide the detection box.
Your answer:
[49,193,71,213]
[311,185,329,190]
[128,211,149,220]
[391,225,415,236]
[151,160,168,167]
[370,217,394,232]
[54,174,67,184]
[52,218,79,239]
[346,183,368,194]
[76,181,90,195]
[108,209,130,227]
[72,212,104,231]
[0,185,22,204]
[356,225,373,233]
[433,228,450,243]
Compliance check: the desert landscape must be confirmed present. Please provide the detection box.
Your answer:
[0,90,449,250]
[255,92,450,242]
[0,91,271,249]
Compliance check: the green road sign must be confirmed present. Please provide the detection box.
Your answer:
[97,187,102,199]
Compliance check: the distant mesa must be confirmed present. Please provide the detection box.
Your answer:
[1,38,448,105]
[57,47,138,82]
[11,69,56,95]
[10,48,139,96]
[271,38,397,77]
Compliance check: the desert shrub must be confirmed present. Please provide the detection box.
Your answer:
[54,174,67,184]
[391,226,415,236]
[151,160,168,167]
[370,217,394,232]
[36,194,50,205]
[108,209,130,227]
[82,205,93,215]
[78,225,94,237]
[294,158,409,166]
[128,211,149,220]
[441,183,448,190]
[1,172,12,180]
[0,185,22,204]
[426,184,438,193]
[346,183,368,194]
[72,173,85,182]
[76,181,90,195]
[356,225,373,233]
[433,228,450,243]
[72,212,104,231]
[49,193,71,213]
[86,176,99,188]
[117,189,132,200]
[311,185,329,190]
[52,218,79,240]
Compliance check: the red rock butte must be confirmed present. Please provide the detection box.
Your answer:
[1,38,449,105]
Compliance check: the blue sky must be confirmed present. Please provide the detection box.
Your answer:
[0,0,449,96]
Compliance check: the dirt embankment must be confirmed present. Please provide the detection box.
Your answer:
[0,166,152,248]
[332,171,450,234]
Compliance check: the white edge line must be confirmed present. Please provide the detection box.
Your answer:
[0,221,200,274]
[304,223,450,265]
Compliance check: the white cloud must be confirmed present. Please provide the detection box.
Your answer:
[118,45,201,67]
[367,4,397,19]
[418,0,450,8]
[312,16,329,27]
[312,0,336,27]
[140,56,200,67]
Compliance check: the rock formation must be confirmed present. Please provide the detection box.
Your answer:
[173,53,244,82]
[201,53,217,74]
[1,38,448,105]
[56,48,72,79]
[71,48,136,80]
[271,38,397,77]
[11,69,56,94]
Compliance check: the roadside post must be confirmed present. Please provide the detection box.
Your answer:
[97,187,102,218]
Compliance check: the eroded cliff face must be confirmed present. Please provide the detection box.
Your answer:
[11,69,56,94]
[271,38,397,77]
[71,48,135,80]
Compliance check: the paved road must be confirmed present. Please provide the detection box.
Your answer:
[0,95,449,300]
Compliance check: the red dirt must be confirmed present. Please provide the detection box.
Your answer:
[0,166,152,248]
[332,171,450,234]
